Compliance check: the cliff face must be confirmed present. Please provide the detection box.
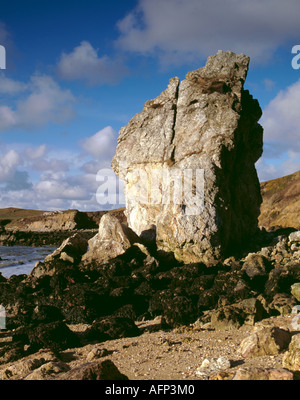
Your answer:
[112,50,263,264]
[259,170,300,231]
[4,210,95,232]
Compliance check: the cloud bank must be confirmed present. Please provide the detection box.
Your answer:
[0,126,121,211]
[0,74,75,131]
[116,0,300,66]
[257,79,300,181]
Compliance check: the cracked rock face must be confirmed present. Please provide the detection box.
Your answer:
[112,51,263,264]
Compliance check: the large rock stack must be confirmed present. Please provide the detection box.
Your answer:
[112,50,263,264]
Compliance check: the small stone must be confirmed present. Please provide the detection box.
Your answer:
[209,371,236,380]
[86,347,110,362]
[195,356,231,377]
[292,305,300,315]
[291,314,300,331]
[289,231,300,243]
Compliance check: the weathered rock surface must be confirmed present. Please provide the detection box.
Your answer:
[5,209,94,232]
[289,230,300,243]
[0,208,126,246]
[0,350,58,380]
[57,360,129,380]
[112,50,263,264]
[195,356,231,377]
[231,367,294,380]
[291,282,300,302]
[45,233,88,264]
[282,333,300,371]
[82,316,140,343]
[81,214,139,265]
[237,326,292,358]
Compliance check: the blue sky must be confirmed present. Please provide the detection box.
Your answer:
[1,0,300,211]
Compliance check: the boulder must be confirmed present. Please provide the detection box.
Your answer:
[196,297,266,331]
[112,50,263,264]
[269,293,297,316]
[241,254,269,285]
[207,306,244,330]
[83,316,140,343]
[81,214,139,265]
[13,321,81,353]
[57,360,128,380]
[291,283,300,302]
[23,361,70,380]
[0,351,57,380]
[237,326,292,358]
[195,357,231,378]
[44,233,88,264]
[282,333,300,371]
[232,367,294,380]
[210,366,294,380]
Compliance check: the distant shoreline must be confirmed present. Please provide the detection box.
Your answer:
[0,207,126,247]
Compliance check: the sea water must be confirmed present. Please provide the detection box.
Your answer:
[0,245,56,278]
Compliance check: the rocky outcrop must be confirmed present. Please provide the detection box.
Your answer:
[4,209,96,232]
[112,50,263,264]
[81,214,140,265]
[30,233,89,278]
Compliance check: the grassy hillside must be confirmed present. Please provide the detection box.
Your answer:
[259,170,300,230]
[0,208,46,226]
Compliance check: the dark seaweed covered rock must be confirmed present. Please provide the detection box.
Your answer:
[13,321,81,353]
[58,359,129,380]
[83,316,140,343]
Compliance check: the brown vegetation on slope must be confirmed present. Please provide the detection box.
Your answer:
[259,170,300,231]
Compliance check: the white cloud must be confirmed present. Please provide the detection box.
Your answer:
[256,151,300,182]
[263,79,276,91]
[0,126,122,210]
[256,79,300,181]
[116,0,300,66]
[57,41,128,85]
[0,74,76,131]
[0,149,33,190]
[25,144,47,160]
[261,79,300,153]
[35,179,87,200]
[0,74,28,94]
[80,126,118,159]
[0,149,20,180]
